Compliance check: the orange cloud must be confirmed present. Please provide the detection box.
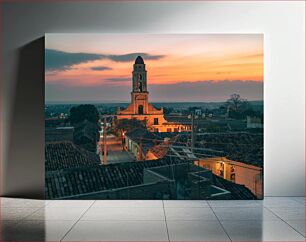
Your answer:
[46,36,263,87]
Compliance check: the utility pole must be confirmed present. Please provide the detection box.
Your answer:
[103,115,107,165]
[191,112,196,150]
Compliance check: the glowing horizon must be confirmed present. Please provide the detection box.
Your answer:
[45,34,263,102]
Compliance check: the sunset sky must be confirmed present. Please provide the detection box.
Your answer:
[45,34,263,103]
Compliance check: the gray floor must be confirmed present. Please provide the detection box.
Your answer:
[0,197,304,241]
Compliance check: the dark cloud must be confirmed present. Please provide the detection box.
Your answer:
[46,82,131,103]
[90,66,112,71]
[45,49,165,72]
[108,53,165,62]
[105,77,130,82]
[46,80,263,103]
[150,80,263,102]
[45,49,103,72]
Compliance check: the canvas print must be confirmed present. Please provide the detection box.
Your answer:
[45,34,263,199]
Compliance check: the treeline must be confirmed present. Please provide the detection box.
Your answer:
[69,104,100,153]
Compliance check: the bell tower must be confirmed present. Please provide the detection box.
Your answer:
[131,56,149,114]
[117,55,168,130]
[132,56,147,92]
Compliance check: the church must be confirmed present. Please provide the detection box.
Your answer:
[116,56,191,133]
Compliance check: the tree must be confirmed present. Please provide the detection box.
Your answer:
[115,118,146,134]
[69,105,100,153]
[226,94,254,119]
[226,94,246,111]
[69,104,99,125]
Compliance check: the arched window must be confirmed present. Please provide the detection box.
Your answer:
[138,105,144,114]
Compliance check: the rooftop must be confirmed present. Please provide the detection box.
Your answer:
[196,132,263,167]
[45,158,183,199]
[45,141,100,171]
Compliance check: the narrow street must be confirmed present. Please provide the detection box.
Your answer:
[99,134,135,164]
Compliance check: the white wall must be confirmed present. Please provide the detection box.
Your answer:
[1,1,305,197]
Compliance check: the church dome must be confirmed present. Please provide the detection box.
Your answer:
[135,56,144,64]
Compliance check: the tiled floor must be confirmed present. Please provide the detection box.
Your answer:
[0,197,304,241]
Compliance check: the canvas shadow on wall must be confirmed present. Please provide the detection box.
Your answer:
[4,37,45,199]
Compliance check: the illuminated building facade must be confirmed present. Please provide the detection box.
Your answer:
[116,56,191,132]
[196,157,263,198]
